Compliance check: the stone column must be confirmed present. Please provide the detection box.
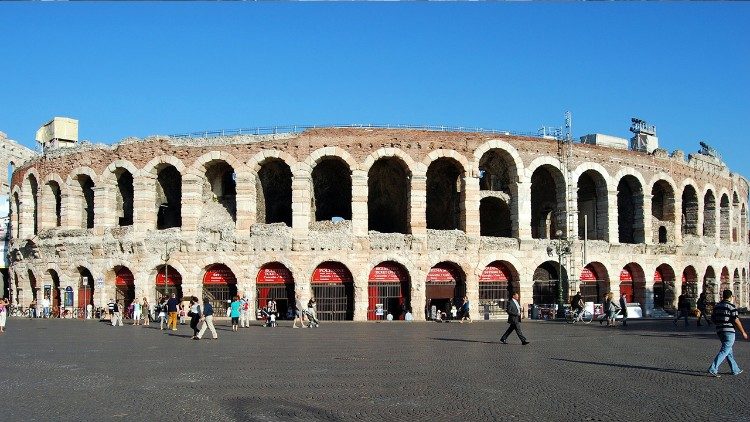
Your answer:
[93,186,111,234]
[235,172,254,232]
[351,169,368,237]
[133,175,155,234]
[410,172,427,236]
[607,189,619,244]
[464,175,480,238]
[673,199,683,244]
[642,196,653,245]
[181,174,202,234]
[291,169,311,248]
[516,181,532,240]
[353,271,368,322]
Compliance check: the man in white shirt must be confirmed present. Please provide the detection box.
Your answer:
[500,293,529,345]
[42,296,51,318]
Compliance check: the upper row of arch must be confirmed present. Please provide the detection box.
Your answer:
[13,140,745,201]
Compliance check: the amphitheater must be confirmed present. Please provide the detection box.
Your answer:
[3,124,749,321]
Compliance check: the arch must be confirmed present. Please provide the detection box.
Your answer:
[681,265,699,306]
[113,167,134,227]
[479,260,520,318]
[201,159,237,224]
[69,172,95,229]
[368,261,411,320]
[473,140,523,182]
[191,151,242,175]
[77,266,95,309]
[41,174,65,228]
[311,156,352,222]
[304,146,358,171]
[311,261,354,321]
[720,266,731,292]
[532,260,568,306]
[23,172,39,235]
[426,157,465,231]
[425,261,466,320]
[479,197,511,237]
[651,179,676,244]
[577,168,609,241]
[703,266,717,300]
[733,268,741,300]
[114,266,136,307]
[142,155,186,176]
[681,184,699,236]
[361,147,417,174]
[530,164,566,239]
[617,174,645,244]
[368,156,411,234]
[11,192,20,238]
[653,263,676,310]
[153,264,183,299]
[742,203,747,243]
[257,262,296,320]
[620,263,646,309]
[247,150,297,174]
[580,262,610,304]
[202,263,238,315]
[256,158,292,226]
[477,146,519,194]
[155,164,182,230]
[45,268,61,313]
[703,189,717,238]
[720,193,730,242]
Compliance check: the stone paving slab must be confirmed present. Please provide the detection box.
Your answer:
[0,318,748,421]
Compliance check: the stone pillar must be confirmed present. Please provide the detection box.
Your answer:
[351,169,368,237]
[642,196,653,245]
[696,200,704,241]
[516,181,532,240]
[465,270,479,320]
[291,169,311,248]
[133,175,154,234]
[410,172,427,236]
[464,175,480,238]
[235,172,254,232]
[93,186,111,233]
[411,266,426,322]
[673,199,683,244]
[607,190,619,244]
[353,271,368,322]
[181,174,202,234]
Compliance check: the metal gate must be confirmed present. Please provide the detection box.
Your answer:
[479,281,513,318]
[579,281,603,304]
[257,283,295,319]
[203,284,237,316]
[115,286,135,318]
[368,282,403,320]
[313,283,353,321]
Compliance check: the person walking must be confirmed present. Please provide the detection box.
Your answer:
[697,292,712,327]
[673,294,690,327]
[141,298,151,326]
[42,295,51,318]
[0,298,8,334]
[188,297,201,339]
[158,297,167,330]
[307,296,319,328]
[229,295,241,332]
[605,292,620,327]
[460,296,472,323]
[196,297,218,340]
[166,293,179,331]
[240,295,250,328]
[292,293,306,328]
[708,289,748,377]
[500,293,529,345]
[132,299,141,326]
[112,300,123,326]
[619,293,628,327]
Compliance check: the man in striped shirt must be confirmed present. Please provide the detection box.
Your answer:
[708,289,748,377]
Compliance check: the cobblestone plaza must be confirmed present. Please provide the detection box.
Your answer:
[1,319,747,421]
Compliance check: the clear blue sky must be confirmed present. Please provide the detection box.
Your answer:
[1,3,749,176]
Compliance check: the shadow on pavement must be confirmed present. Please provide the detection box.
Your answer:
[551,357,708,377]
[429,337,495,345]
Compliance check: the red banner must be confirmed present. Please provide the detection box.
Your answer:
[369,262,408,283]
[203,264,237,285]
[312,263,353,284]
[257,263,294,284]
[653,270,663,282]
[580,266,598,281]
[427,264,461,283]
[479,263,511,282]
[115,268,135,286]
[620,269,632,282]
[156,266,182,286]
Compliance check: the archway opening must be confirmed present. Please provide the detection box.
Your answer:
[479,197,511,237]
[532,261,568,305]
[617,176,644,244]
[257,263,295,320]
[312,158,352,222]
[577,170,608,241]
[681,185,699,236]
[26,174,39,235]
[74,174,95,229]
[115,168,134,227]
[78,267,95,309]
[47,269,61,314]
[368,261,410,320]
[155,265,183,300]
[579,263,609,304]
[479,261,519,318]
[720,194,730,242]
[311,262,354,321]
[682,266,699,308]
[703,190,716,238]
[256,159,292,226]
[703,266,717,302]
[45,181,62,228]
[203,161,237,224]
[720,267,731,293]
[203,264,238,316]
[653,264,676,311]
[368,157,410,234]
[620,263,646,310]
[531,165,565,239]
[426,262,466,320]
[426,158,465,231]
[651,180,675,243]
[115,267,136,312]
[156,165,182,230]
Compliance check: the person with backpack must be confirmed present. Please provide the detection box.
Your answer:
[240,295,250,328]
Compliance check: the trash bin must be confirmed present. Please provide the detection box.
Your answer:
[531,304,539,320]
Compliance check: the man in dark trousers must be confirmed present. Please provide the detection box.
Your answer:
[501,293,529,345]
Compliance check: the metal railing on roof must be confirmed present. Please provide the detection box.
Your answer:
[169,124,538,139]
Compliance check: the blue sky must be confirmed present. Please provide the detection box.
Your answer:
[1,3,749,176]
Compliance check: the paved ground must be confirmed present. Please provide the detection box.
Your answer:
[0,317,748,421]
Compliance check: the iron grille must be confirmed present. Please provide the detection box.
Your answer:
[313,283,353,321]
[257,284,295,319]
[479,282,512,318]
[367,282,404,320]
[203,284,237,316]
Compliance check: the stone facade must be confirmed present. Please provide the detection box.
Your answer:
[5,128,750,320]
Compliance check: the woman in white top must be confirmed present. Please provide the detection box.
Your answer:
[132,300,142,325]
